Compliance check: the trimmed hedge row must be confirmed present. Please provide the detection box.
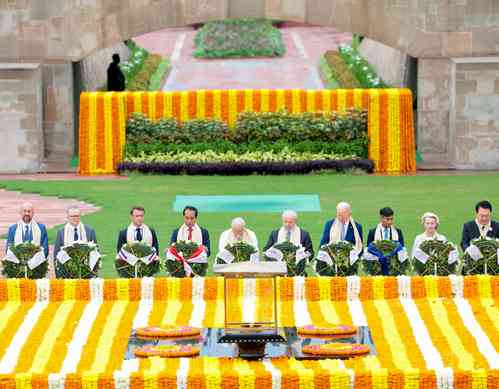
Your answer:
[118,159,374,175]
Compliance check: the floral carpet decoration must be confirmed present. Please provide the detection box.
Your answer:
[0,276,498,388]
[79,89,416,175]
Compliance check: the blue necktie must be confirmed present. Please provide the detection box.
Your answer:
[74,227,79,241]
[23,225,30,242]
[384,228,389,239]
[136,228,143,241]
[341,223,347,240]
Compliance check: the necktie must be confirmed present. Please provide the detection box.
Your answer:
[482,225,487,237]
[23,225,30,242]
[384,228,389,239]
[286,229,291,241]
[188,226,193,240]
[136,228,143,241]
[341,223,347,240]
[74,227,79,241]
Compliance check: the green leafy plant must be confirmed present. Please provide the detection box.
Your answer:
[264,241,306,276]
[194,18,285,58]
[362,240,409,276]
[413,240,458,276]
[338,44,388,88]
[217,242,258,264]
[320,52,361,89]
[56,242,101,279]
[165,241,208,277]
[116,241,160,278]
[463,238,499,275]
[148,58,170,90]
[315,241,358,276]
[2,243,48,279]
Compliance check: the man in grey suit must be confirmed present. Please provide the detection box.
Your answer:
[54,205,97,260]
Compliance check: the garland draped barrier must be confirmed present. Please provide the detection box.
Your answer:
[0,276,498,388]
[78,89,416,175]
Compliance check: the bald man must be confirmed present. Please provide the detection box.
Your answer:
[263,210,314,258]
[6,202,49,257]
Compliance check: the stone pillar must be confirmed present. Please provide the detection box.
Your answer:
[452,60,499,169]
[0,64,44,173]
[417,58,453,167]
[41,61,75,171]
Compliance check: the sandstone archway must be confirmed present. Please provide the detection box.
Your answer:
[1,0,499,171]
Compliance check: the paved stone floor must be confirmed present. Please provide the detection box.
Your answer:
[134,23,352,90]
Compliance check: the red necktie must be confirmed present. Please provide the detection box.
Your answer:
[188,226,193,240]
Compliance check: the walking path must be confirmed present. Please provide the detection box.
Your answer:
[134,24,352,90]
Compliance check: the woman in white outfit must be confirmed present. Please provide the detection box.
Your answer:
[411,212,447,258]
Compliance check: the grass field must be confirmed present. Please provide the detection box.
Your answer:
[1,173,498,278]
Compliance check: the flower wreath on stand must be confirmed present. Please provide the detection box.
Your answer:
[56,241,102,279]
[216,241,259,264]
[362,240,409,276]
[463,237,499,275]
[315,241,360,276]
[166,241,208,277]
[116,241,160,278]
[3,242,48,279]
[412,240,459,276]
[264,241,310,276]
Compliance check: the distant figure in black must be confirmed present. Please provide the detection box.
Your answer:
[107,54,125,91]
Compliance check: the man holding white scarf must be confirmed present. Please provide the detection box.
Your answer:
[54,206,97,259]
[117,206,159,253]
[170,206,211,256]
[319,201,363,251]
[6,202,49,258]
[218,217,258,252]
[367,207,405,247]
[263,210,314,258]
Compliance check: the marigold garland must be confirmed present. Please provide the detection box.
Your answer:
[79,89,415,175]
[134,345,200,358]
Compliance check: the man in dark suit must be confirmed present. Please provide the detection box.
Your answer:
[54,205,98,259]
[170,206,210,256]
[6,202,49,258]
[117,206,159,254]
[367,207,405,247]
[461,200,499,251]
[263,210,314,258]
[107,53,125,91]
[319,201,363,251]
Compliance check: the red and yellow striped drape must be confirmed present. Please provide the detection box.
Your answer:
[78,89,416,175]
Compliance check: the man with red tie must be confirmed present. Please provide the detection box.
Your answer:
[170,206,211,256]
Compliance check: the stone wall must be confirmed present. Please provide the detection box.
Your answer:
[0,64,43,173]
[359,38,410,87]
[77,42,129,92]
[454,62,499,169]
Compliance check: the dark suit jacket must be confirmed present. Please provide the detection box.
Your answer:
[6,223,49,258]
[319,219,363,247]
[117,227,159,254]
[460,220,499,251]
[54,224,97,259]
[263,228,314,258]
[170,227,211,257]
[367,227,405,247]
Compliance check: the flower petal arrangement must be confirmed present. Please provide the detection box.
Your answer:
[297,324,357,337]
[302,342,370,357]
[0,275,498,388]
[134,344,200,358]
[135,325,201,338]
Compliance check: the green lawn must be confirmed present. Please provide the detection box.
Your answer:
[1,173,498,278]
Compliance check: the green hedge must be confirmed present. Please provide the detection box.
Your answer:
[125,109,369,159]
[338,44,388,88]
[320,51,360,89]
[194,18,285,58]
